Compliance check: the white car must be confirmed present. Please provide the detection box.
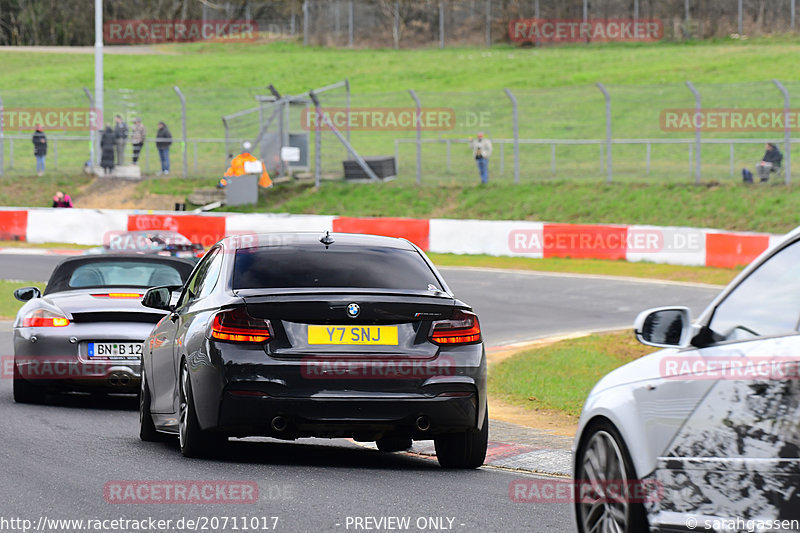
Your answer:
[573,228,800,533]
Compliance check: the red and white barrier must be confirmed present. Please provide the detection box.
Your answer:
[0,207,782,269]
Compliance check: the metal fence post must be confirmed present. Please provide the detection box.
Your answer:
[485,0,491,47]
[348,0,354,47]
[634,0,639,20]
[583,0,588,22]
[793,0,796,30]
[738,0,744,34]
[596,83,612,183]
[303,0,309,46]
[439,2,445,49]
[312,93,322,188]
[173,86,188,178]
[686,81,701,184]
[408,89,422,184]
[0,94,4,176]
[345,78,351,157]
[773,79,791,185]
[394,139,400,173]
[82,87,95,168]
[393,1,400,49]
[504,88,519,184]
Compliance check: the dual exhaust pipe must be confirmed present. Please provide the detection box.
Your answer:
[269,414,432,433]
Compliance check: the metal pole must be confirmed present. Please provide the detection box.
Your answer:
[634,0,639,20]
[596,83,612,183]
[393,1,400,49]
[773,79,791,185]
[82,87,95,168]
[583,0,588,22]
[349,0,354,46]
[439,2,445,49]
[686,81,701,184]
[729,143,734,177]
[345,78,351,157]
[94,0,104,169]
[312,96,321,187]
[173,86,188,178]
[793,0,796,30]
[303,0,309,46]
[504,88,520,184]
[0,94,4,176]
[409,89,422,184]
[486,0,491,47]
[738,0,743,34]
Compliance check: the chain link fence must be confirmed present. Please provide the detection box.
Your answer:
[3,81,800,183]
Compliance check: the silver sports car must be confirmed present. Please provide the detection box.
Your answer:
[12,255,195,403]
[573,227,800,532]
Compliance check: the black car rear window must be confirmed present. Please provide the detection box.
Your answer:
[233,246,442,291]
[44,258,194,295]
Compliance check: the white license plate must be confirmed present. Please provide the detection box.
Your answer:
[87,342,142,360]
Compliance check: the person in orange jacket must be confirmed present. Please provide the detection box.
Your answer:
[222,142,272,188]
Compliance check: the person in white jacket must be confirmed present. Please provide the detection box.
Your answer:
[470,132,493,184]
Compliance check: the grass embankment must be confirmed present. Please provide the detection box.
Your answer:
[0,280,46,320]
[2,39,800,180]
[490,331,653,419]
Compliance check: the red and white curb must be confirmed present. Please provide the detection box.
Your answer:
[0,207,782,268]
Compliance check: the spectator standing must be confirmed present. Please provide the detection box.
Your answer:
[470,132,493,184]
[52,191,73,208]
[114,115,129,165]
[130,118,146,164]
[32,124,47,176]
[100,126,116,175]
[156,121,173,175]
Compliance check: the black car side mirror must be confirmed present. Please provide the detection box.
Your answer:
[634,306,692,348]
[142,286,178,311]
[14,287,41,302]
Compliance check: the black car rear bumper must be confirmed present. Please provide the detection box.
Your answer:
[217,391,481,439]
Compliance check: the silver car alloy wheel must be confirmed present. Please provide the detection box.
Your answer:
[577,430,630,533]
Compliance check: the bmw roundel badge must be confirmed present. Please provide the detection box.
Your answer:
[346,303,360,318]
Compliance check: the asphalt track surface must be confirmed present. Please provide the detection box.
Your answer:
[0,255,722,532]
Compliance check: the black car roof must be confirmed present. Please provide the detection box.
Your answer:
[44,255,195,295]
[222,232,419,251]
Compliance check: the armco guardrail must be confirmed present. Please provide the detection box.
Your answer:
[0,208,782,269]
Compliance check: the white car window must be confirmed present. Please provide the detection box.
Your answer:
[709,240,800,341]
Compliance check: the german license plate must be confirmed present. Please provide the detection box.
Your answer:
[308,326,398,345]
[87,342,142,360]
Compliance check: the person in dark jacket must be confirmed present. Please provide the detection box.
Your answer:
[156,121,172,175]
[32,124,47,176]
[52,191,73,208]
[114,115,129,166]
[757,143,782,182]
[100,126,116,175]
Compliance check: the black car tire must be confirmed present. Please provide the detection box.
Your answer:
[574,421,649,533]
[13,363,45,404]
[434,408,488,469]
[179,361,225,458]
[376,436,413,453]
[139,372,164,442]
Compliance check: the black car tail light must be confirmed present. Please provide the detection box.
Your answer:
[429,310,481,345]
[210,308,272,343]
